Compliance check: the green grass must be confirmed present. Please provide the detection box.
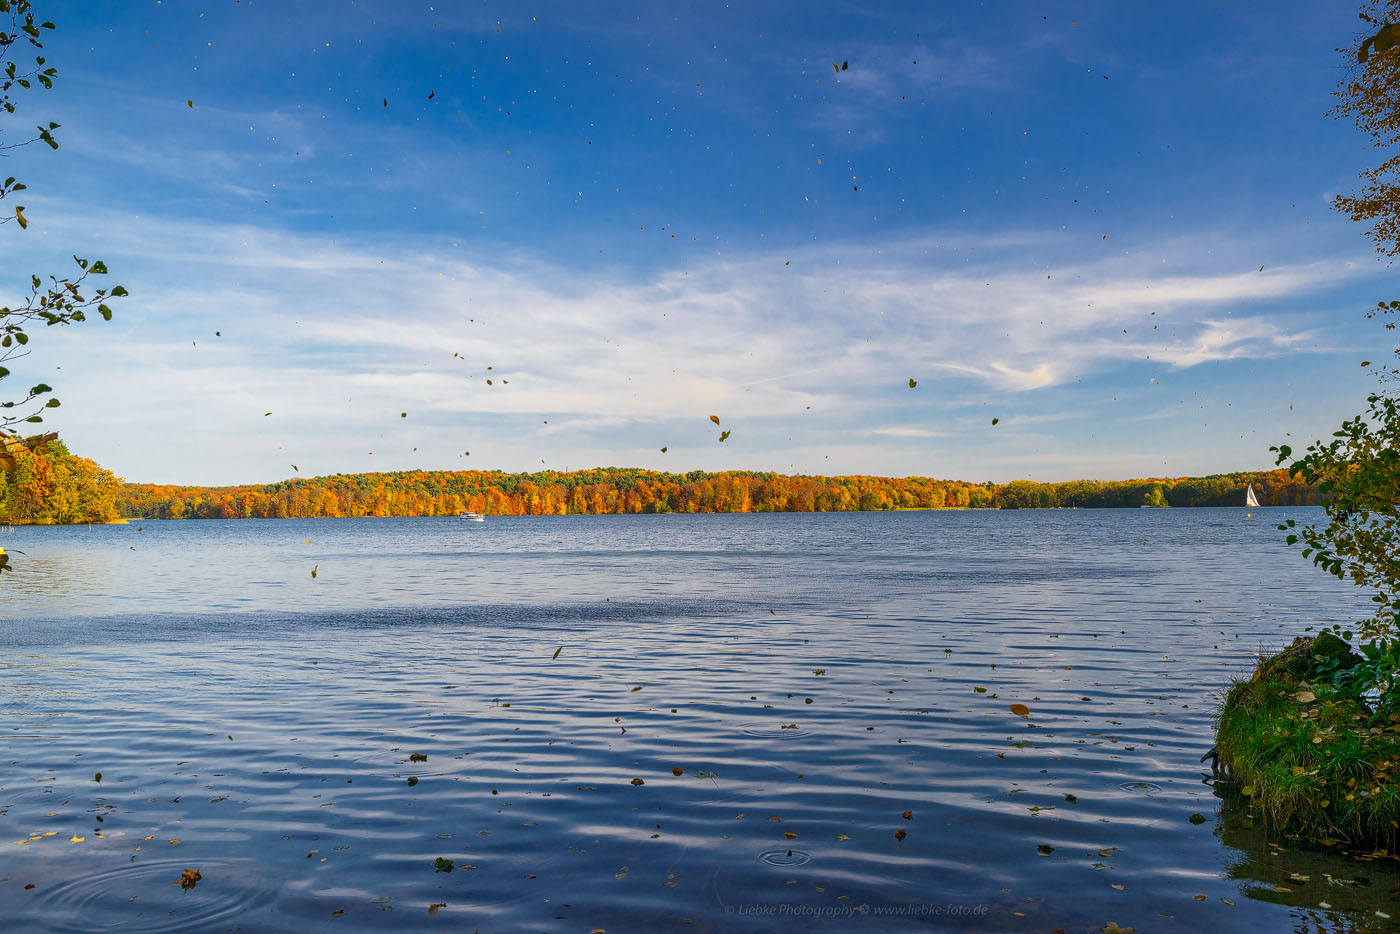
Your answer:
[1216,668,1400,849]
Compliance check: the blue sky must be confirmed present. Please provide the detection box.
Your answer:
[2,0,1391,484]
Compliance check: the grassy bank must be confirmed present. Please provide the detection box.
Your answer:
[1215,633,1400,849]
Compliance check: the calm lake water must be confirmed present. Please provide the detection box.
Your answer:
[1,509,1397,932]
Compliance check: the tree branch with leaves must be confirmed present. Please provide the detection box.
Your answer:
[0,0,125,438]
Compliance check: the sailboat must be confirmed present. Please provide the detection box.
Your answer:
[1245,483,1260,508]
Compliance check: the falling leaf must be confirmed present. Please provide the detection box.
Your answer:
[186,99,193,108]
[400,412,407,418]
[1009,703,1030,717]
[908,378,917,388]
[784,832,797,840]
[660,447,668,453]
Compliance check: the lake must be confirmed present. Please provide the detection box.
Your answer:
[1,509,1396,932]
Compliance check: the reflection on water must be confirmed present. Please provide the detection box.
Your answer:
[1,510,1398,931]
[1215,785,1400,932]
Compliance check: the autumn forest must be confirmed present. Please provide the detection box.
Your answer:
[0,434,1319,524]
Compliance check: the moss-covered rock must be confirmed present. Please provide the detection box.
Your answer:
[1250,631,1358,685]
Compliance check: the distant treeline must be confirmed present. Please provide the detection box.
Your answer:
[113,467,1318,520]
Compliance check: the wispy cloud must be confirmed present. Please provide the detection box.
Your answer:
[1,199,1380,484]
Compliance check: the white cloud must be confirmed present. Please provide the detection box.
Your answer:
[1,203,1380,483]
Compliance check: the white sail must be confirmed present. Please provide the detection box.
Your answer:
[1245,483,1260,508]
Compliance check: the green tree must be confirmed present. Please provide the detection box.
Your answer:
[1272,2,1400,640]
[1275,396,1400,640]
[0,0,126,438]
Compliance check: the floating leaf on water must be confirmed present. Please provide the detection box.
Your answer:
[1192,894,1206,901]
[1064,794,1077,803]
[631,685,643,692]
[1188,813,1206,824]
[552,646,563,660]
[991,418,999,425]
[973,686,987,693]
[709,415,720,426]
[630,778,645,786]
[407,776,418,786]
[311,565,318,578]
[660,447,667,453]
[1102,924,1135,934]
[409,753,428,762]
[174,868,202,890]
[433,857,454,873]
[428,903,446,915]
[94,772,101,783]
[1037,844,1054,856]
[1009,703,1030,717]
[718,430,730,442]
[894,829,907,841]
[672,767,683,776]
[901,810,913,819]
[908,378,917,388]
